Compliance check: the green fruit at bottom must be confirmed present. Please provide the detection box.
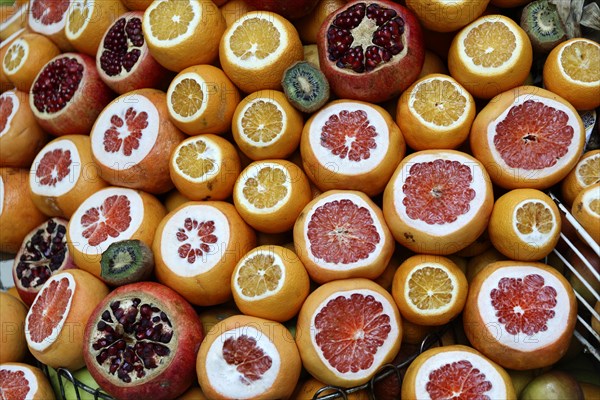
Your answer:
[47,366,101,400]
[520,370,584,400]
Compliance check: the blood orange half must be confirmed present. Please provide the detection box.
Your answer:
[29,135,107,218]
[463,261,577,370]
[293,190,395,284]
[295,278,402,387]
[67,186,167,278]
[401,345,516,400]
[470,85,585,189]
[153,201,256,306]
[197,314,301,400]
[301,99,405,196]
[383,149,494,255]
[24,269,109,371]
[0,363,56,400]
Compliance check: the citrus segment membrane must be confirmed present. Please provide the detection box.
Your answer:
[310,288,400,379]
[159,204,230,277]
[233,249,285,302]
[477,266,571,352]
[145,0,200,45]
[3,38,28,74]
[167,73,206,121]
[69,188,144,255]
[91,94,160,170]
[303,192,385,270]
[0,365,38,400]
[29,139,81,198]
[405,264,457,315]
[28,0,70,34]
[172,137,220,182]
[0,91,19,137]
[236,163,291,213]
[25,274,75,352]
[577,153,600,186]
[513,200,558,246]
[408,76,470,129]
[392,152,489,236]
[308,101,390,175]
[559,40,600,84]
[413,350,509,399]
[205,326,280,399]
[237,98,285,147]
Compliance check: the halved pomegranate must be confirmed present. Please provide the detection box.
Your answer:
[83,281,204,400]
[97,11,169,94]
[317,0,425,103]
[29,53,114,136]
[12,217,75,306]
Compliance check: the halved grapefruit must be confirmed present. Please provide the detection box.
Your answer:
[295,278,402,388]
[25,269,109,370]
[0,363,56,400]
[470,85,585,189]
[401,345,516,400]
[293,190,395,284]
[382,149,494,255]
[29,135,108,218]
[27,0,73,51]
[463,261,577,370]
[67,186,167,278]
[197,314,301,400]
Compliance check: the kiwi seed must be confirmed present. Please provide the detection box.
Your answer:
[100,240,154,286]
[520,0,567,54]
[281,61,330,113]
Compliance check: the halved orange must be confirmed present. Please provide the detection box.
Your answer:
[561,150,600,207]
[572,183,600,244]
[405,0,490,33]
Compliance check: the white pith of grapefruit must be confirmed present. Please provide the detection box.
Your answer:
[90,93,160,170]
[25,273,75,352]
[29,138,80,198]
[158,204,230,277]
[204,325,281,399]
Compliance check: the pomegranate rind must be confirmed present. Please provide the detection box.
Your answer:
[153,201,256,306]
[83,281,204,400]
[294,190,394,283]
[29,135,108,218]
[90,88,185,194]
[67,186,167,278]
[301,99,405,196]
[317,0,425,103]
[470,86,585,189]
[0,362,56,400]
[25,269,109,370]
[401,345,516,400]
[463,261,577,370]
[197,314,301,400]
[29,53,113,136]
[296,278,402,388]
[383,149,494,255]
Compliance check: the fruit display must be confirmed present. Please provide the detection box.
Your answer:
[0,0,599,399]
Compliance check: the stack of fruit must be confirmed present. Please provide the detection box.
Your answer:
[1,0,599,398]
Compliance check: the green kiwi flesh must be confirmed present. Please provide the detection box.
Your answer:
[281,61,330,113]
[521,0,567,53]
[100,240,154,286]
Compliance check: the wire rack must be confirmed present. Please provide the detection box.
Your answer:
[29,192,600,399]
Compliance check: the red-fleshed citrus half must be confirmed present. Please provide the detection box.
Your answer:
[470,85,585,189]
[463,261,577,370]
[29,135,108,218]
[27,0,72,51]
[25,269,109,371]
[295,278,402,388]
[293,190,395,284]
[382,149,494,255]
[401,345,516,400]
[300,99,405,196]
[197,314,301,400]
[67,186,167,278]
[0,363,56,400]
[153,201,256,306]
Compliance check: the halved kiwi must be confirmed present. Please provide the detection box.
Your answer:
[521,0,567,53]
[281,61,330,113]
[100,239,154,286]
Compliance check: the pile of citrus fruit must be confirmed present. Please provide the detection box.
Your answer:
[1,0,599,399]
